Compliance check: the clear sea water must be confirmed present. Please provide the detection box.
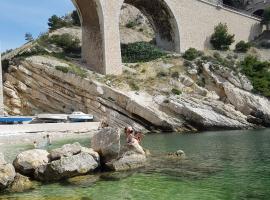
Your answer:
[0,128,270,200]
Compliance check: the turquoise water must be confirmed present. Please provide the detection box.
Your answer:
[1,129,270,200]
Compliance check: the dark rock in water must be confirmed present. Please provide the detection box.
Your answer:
[0,153,16,190]
[167,150,186,159]
[8,173,33,193]
[35,152,99,182]
[106,143,146,171]
[91,127,121,163]
[49,142,82,161]
[67,175,100,186]
[100,171,135,181]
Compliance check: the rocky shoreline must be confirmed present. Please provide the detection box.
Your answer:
[0,127,149,194]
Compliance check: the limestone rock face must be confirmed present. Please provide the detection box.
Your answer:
[35,152,99,182]
[49,142,82,161]
[8,173,33,193]
[91,127,121,163]
[0,153,16,190]
[13,149,49,176]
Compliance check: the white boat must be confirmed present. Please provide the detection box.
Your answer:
[68,112,94,122]
[36,114,68,123]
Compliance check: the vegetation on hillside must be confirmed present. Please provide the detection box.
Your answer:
[183,48,203,61]
[210,23,235,50]
[240,56,270,97]
[121,42,167,63]
[48,11,81,31]
[55,64,87,78]
[235,40,251,53]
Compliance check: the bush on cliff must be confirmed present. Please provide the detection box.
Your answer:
[48,15,70,31]
[55,65,87,78]
[240,56,270,97]
[49,34,81,53]
[210,23,235,50]
[71,10,81,26]
[121,42,167,63]
[235,41,251,53]
[183,48,202,61]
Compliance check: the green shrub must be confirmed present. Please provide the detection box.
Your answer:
[128,80,140,91]
[157,70,168,78]
[71,10,81,26]
[55,66,69,73]
[171,88,182,95]
[171,71,179,79]
[126,21,136,29]
[49,34,81,53]
[121,42,167,63]
[182,48,202,61]
[48,15,70,31]
[55,65,87,78]
[235,41,251,52]
[240,56,270,97]
[210,23,235,50]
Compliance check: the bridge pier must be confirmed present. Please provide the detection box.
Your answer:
[0,53,4,115]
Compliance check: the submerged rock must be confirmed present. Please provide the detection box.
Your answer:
[91,127,121,163]
[0,153,16,190]
[8,173,33,193]
[67,175,100,186]
[35,152,99,182]
[13,149,49,176]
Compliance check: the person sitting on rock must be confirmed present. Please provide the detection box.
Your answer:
[125,126,135,143]
[134,131,144,143]
[99,117,109,129]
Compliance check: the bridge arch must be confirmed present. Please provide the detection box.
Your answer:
[71,0,105,74]
[120,0,180,52]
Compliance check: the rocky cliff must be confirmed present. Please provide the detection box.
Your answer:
[1,5,270,133]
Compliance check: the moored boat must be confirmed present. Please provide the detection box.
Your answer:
[68,112,94,122]
[0,116,33,124]
[36,114,68,123]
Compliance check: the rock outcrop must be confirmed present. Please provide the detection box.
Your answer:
[36,152,99,182]
[91,127,121,163]
[13,149,49,176]
[106,138,147,171]
[8,173,33,193]
[0,153,16,190]
[49,142,82,161]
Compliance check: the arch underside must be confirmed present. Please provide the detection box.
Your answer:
[73,0,105,74]
[253,9,264,17]
[124,0,180,52]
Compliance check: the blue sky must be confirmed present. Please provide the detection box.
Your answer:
[0,0,75,52]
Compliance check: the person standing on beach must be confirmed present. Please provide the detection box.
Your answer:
[46,134,52,146]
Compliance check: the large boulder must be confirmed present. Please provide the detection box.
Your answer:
[91,127,121,163]
[0,153,16,190]
[49,142,81,161]
[8,173,34,193]
[106,143,146,171]
[35,152,99,182]
[13,149,49,176]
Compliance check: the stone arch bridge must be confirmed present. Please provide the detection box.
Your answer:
[71,0,263,74]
